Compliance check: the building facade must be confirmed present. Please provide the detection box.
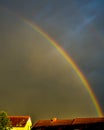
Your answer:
[31,117,104,130]
[9,116,32,130]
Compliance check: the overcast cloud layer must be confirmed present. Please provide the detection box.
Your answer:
[0,0,104,121]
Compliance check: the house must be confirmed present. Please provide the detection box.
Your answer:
[72,117,104,130]
[31,117,104,130]
[9,116,32,130]
[31,118,73,130]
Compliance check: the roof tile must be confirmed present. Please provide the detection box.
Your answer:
[8,116,30,127]
[72,117,104,125]
[34,119,73,128]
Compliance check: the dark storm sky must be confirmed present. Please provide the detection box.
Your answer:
[0,0,104,122]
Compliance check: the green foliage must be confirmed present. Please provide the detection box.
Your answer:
[0,111,12,130]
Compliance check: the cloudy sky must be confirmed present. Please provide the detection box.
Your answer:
[0,0,104,122]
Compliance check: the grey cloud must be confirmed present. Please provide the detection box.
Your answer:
[0,7,100,121]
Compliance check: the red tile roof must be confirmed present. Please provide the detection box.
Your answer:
[34,119,73,128]
[72,117,104,125]
[8,116,30,127]
[32,117,104,129]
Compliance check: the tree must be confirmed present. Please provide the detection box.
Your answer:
[0,111,12,130]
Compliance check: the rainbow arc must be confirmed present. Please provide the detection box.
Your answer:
[1,6,103,117]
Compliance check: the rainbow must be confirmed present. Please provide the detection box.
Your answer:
[20,19,103,117]
[1,6,103,116]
